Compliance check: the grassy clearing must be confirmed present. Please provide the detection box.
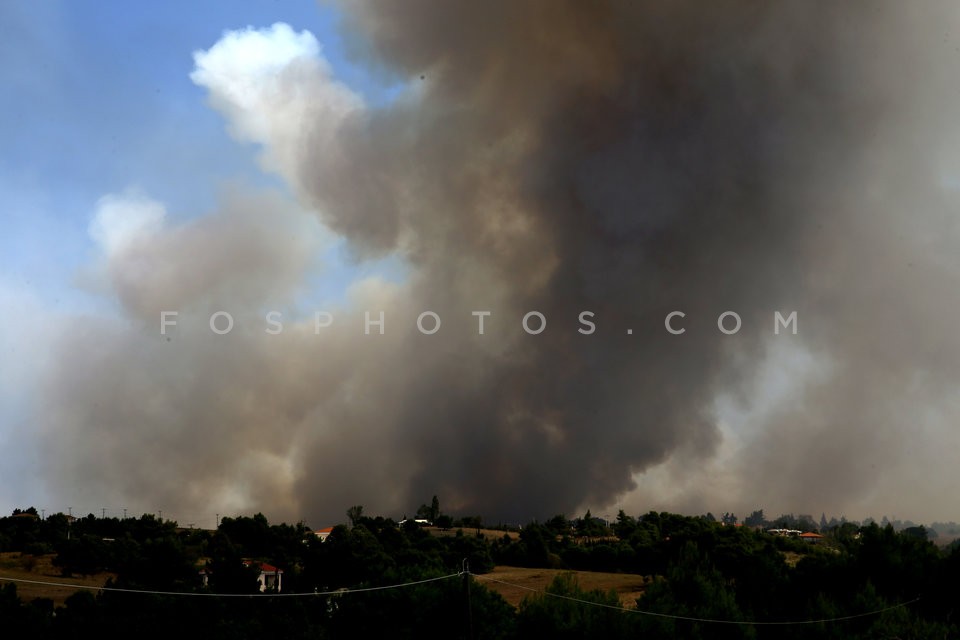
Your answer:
[426,526,520,540]
[475,565,648,609]
[0,552,114,606]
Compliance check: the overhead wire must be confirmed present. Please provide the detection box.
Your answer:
[471,573,922,626]
[0,572,460,598]
[0,568,923,626]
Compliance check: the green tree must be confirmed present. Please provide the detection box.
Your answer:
[460,515,483,533]
[347,505,364,528]
[545,514,570,537]
[414,496,441,523]
[518,573,630,639]
[518,523,554,568]
[206,540,262,594]
[636,541,754,639]
[576,510,607,537]
[744,510,766,528]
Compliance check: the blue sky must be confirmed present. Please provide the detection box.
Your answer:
[0,0,403,514]
[1,0,400,302]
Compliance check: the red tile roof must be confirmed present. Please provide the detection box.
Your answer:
[242,560,283,573]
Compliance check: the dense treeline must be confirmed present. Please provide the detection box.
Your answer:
[0,504,957,638]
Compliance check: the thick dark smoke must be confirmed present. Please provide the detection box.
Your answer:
[39,1,960,524]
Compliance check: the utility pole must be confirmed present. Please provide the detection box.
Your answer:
[462,559,473,640]
[158,510,162,522]
[102,508,106,519]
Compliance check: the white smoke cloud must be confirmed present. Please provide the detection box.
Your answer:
[190,23,364,195]
[85,186,327,321]
[89,190,167,257]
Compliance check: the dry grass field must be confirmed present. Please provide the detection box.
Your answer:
[426,528,648,609]
[0,552,113,606]
[426,526,520,540]
[475,566,649,609]
[0,548,648,614]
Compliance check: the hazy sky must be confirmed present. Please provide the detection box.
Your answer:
[2,1,960,529]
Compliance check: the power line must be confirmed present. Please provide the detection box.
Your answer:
[0,569,923,625]
[470,574,922,627]
[0,572,461,599]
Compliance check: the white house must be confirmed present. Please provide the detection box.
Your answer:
[244,560,283,592]
[199,560,284,593]
[313,526,334,542]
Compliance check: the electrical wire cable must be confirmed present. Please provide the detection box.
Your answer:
[0,572,461,598]
[470,573,922,626]
[0,568,924,626]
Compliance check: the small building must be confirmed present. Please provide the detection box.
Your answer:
[398,519,431,527]
[799,532,824,543]
[313,526,334,542]
[199,561,284,592]
[244,561,283,592]
[766,528,802,537]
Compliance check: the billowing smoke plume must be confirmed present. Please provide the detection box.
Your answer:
[38,2,960,524]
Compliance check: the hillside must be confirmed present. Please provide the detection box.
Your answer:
[0,552,112,606]
[478,566,647,609]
